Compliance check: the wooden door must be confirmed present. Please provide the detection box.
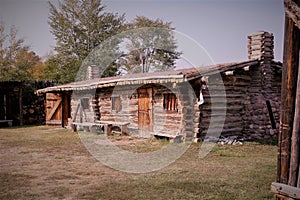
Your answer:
[46,93,70,127]
[138,88,153,133]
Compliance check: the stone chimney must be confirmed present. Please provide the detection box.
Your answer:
[87,65,100,80]
[245,31,279,139]
[248,31,275,92]
[248,31,274,60]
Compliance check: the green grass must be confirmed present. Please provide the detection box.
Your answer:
[0,126,277,199]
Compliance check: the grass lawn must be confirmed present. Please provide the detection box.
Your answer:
[0,126,277,199]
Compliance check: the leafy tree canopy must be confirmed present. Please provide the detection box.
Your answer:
[47,1,181,82]
[48,0,125,82]
[0,22,43,81]
[118,16,181,74]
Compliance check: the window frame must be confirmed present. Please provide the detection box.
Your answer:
[80,97,90,110]
[111,96,122,112]
[163,93,178,112]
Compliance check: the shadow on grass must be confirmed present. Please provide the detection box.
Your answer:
[248,137,278,146]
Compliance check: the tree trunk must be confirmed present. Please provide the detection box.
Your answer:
[19,86,23,126]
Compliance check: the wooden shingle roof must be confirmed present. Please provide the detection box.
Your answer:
[36,59,279,94]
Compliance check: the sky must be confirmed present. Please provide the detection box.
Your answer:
[0,0,285,67]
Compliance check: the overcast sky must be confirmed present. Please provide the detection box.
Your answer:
[0,0,284,67]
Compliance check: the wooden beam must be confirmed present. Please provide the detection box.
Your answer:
[278,14,300,184]
[289,60,300,187]
[271,182,300,199]
[284,0,300,29]
[224,71,234,76]
[73,102,80,122]
[243,66,250,71]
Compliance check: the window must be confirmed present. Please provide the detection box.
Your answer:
[111,96,122,112]
[81,98,90,110]
[163,93,178,111]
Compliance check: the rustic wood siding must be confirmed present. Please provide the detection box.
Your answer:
[199,71,249,138]
[82,84,186,138]
[198,63,281,139]
[152,85,184,137]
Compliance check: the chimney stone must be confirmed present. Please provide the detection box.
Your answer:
[248,31,274,60]
[87,65,100,80]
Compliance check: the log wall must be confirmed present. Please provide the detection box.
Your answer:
[152,85,184,137]
[198,62,281,140]
[69,63,281,141]
[70,84,186,138]
[199,70,250,138]
[197,31,282,140]
[178,82,197,142]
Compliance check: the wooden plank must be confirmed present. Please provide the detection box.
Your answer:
[151,132,177,138]
[73,102,80,122]
[275,194,294,200]
[284,0,300,29]
[289,49,300,187]
[95,120,129,126]
[46,120,62,125]
[278,14,300,184]
[147,87,153,131]
[271,182,300,199]
[138,88,150,130]
[299,164,300,188]
[46,98,62,121]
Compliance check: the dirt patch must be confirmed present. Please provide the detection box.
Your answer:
[0,126,277,199]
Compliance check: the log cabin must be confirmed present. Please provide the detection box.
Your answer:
[36,31,282,142]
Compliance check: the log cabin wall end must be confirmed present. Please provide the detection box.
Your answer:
[198,62,281,140]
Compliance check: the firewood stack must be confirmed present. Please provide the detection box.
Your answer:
[248,31,274,60]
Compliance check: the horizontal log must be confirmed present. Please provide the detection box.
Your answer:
[201,117,243,124]
[201,100,244,106]
[200,123,244,131]
[271,182,300,199]
[201,105,242,111]
[201,127,243,135]
[207,94,244,98]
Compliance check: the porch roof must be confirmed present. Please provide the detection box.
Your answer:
[36,59,280,94]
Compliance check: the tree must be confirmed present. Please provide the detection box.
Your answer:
[0,22,43,81]
[43,54,61,82]
[48,0,125,82]
[13,50,44,80]
[119,16,181,74]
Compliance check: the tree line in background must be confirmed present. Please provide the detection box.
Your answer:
[0,0,181,83]
[0,23,45,81]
